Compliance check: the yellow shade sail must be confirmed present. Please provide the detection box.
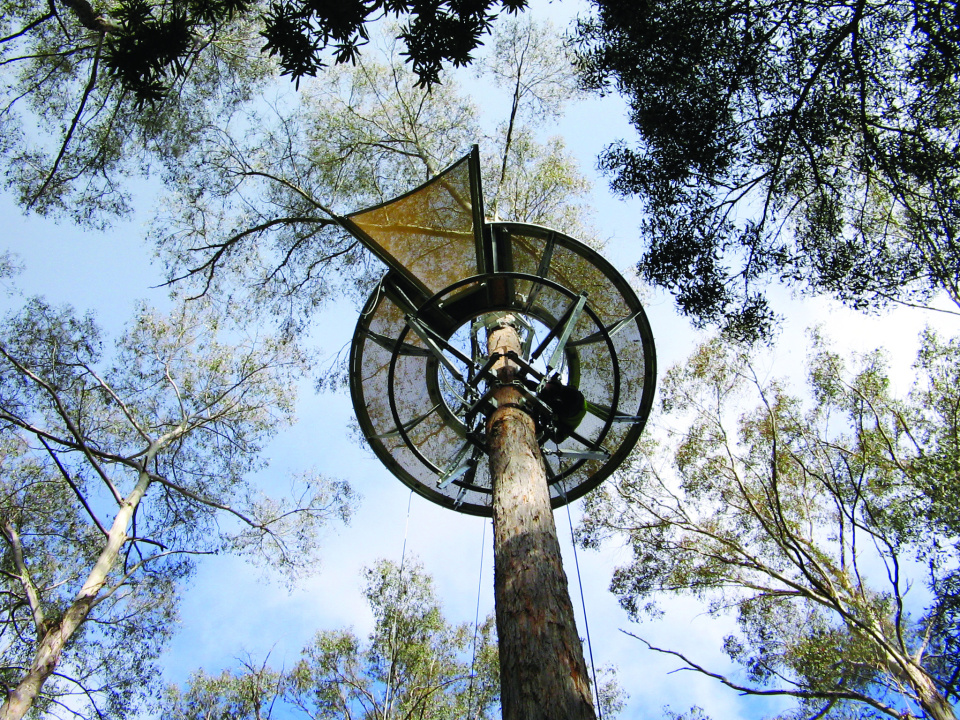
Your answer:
[344,149,486,301]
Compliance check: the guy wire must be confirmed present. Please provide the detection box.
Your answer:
[467,517,488,718]
[560,468,603,720]
[384,488,413,718]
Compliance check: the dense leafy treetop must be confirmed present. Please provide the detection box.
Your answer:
[260,0,528,88]
[580,332,960,718]
[164,557,501,720]
[576,0,960,340]
[94,0,528,101]
[0,291,354,719]
[0,0,525,223]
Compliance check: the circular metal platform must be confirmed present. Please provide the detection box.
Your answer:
[349,222,656,516]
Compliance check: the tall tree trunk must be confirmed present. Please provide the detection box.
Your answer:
[486,316,596,720]
[907,663,957,720]
[0,471,152,720]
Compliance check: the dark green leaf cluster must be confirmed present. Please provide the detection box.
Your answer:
[104,0,255,107]
[576,0,960,340]
[259,0,527,88]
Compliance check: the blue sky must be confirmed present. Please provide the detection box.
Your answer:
[2,1,957,717]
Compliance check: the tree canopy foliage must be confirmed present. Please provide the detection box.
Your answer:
[152,19,590,329]
[164,556,500,720]
[576,0,960,340]
[580,332,960,719]
[0,0,273,223]
[258,0,526,88]
[0,0,526,223]
[0,290,354,720]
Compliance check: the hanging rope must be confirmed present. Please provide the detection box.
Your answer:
[384,489,414,720]
[466,517,488,719]
[559,470,604,720]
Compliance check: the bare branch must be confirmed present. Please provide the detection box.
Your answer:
[26,33,104,209]
[0,345,124,505]
[0,521,48,636]
[0,12,55,43]
[623,631,903,719]
[36,434,109,537]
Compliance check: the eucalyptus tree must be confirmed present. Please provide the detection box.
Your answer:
[153,19,592,327]
[579,333,960,719]
[163,557,501,720]
[0,295,354,720]
[576,0,960,340]
[0,0,273,224]
[478,17,585,222]
[0,0,527,223]
[163,657,283,720]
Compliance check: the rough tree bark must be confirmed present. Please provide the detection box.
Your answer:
[485,315,596,720]
[905,663,957,720]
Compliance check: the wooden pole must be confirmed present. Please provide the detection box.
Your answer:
[485,315,597,720]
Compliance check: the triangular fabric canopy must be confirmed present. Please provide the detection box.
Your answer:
[343,147,487,303]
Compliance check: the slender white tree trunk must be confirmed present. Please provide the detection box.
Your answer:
[906,662,957,720]
[0,470,153,720]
